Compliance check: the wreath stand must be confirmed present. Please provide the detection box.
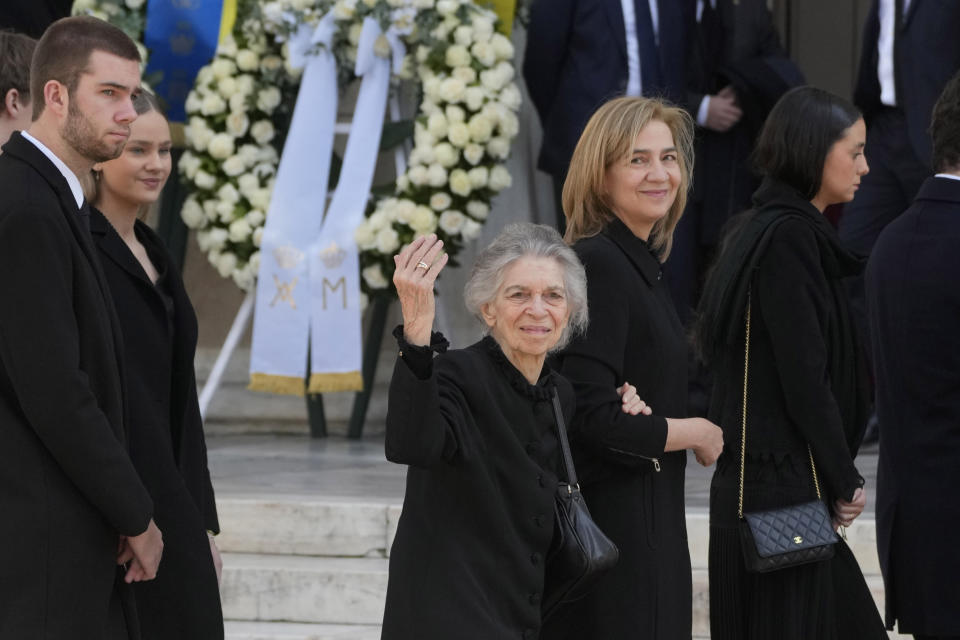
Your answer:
[197,95,443,438]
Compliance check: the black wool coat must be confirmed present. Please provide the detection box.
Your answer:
[90,210,223,640]
[867,176,960,635]
[381,336,573,640]
[543,217,692,640]
[0,132,153,639]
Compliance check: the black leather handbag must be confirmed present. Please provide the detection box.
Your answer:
[541,388,620,621]
[738,293,838,573]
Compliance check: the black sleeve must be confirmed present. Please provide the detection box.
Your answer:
[0,206,153,535]
[559,248,669,464]
[755,221,863,501]
[392,325,449,380]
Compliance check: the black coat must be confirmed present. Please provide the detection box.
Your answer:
[381,336,573,640]
[0,0,72,38]
[91,210,223,640]
[854,0,960,168]
[523,0,694,179]
[544,218,691,640]
[0,132,153,638]
[866,176,960,635]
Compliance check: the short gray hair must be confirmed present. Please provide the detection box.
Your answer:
[464,223,588,349]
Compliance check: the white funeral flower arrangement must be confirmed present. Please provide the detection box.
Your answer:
[71,0,149,66]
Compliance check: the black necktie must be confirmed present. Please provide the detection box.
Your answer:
[893,0,904,107]
[633,0,664,94]
[79,199,92,232]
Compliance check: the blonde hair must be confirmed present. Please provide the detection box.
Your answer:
[562,96,694,260]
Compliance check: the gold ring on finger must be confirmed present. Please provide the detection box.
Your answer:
[416,261,429,270]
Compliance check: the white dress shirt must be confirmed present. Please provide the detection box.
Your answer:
[877,0,912,107]
[620,0,660,97]
[20,130,85,209]
[934,173,960,181]
[695,0,718,126]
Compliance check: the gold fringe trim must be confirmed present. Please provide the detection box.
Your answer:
[248,373,306,396]
[307,371,364,393]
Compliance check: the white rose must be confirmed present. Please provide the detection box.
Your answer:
[236,49,260,72]
[249,188,272,210]
[260,55,283,72]
[449,169,472,196]
[438,209,466,235]
[480,68,506,92]
[489,164,512,191]
[409,146,435,167]
[438,78,466,103]
[430,192,453,211]
[434,142,459,167]
[253,227,264,247]
[217,76,238,99]
[238,173,260,197]
[498,110,519,137]
[490,33,515,61]
[256,87,282,113]
[249,251,261,273]
[422,76,442,103]
[427,111,448,139]
[467,166,489,188]
[471,16,495,41]
[409,206,438,233]
[427,163,448,187]
[436,0,457,16]
[333,0,357,20]
[219,36,238,57]
[471,41,496,67]
[487,136,510,159]
[211,58,237,80]
[245,209,265,227]
[376,227,401,254]
[216,200,236,222]
[396,174,411,192]
[452,66,477,85]
[368,210,389,231]
[181,197,204,228]
[354,221,377,250]
[462,218,482,241]
[464,87,486,111]
[250,120,276,145]
[238,144,260,166]
[194,170,217,190]
[255,145,278,163]
[408,165,429,187]
[262,2,284,22]
[463,143,484,165]
[445,45,471,68]
[222,155,247,177]
[228,93,247,113]
[124,0,145,9]
[500,83,522,110]
[362,264,389,289]
[420,99,440,115]
[468,114,494,143]
[454,25,473,46]
[225,111,250,137]
[208,228,229,251]
[466,200,490,220]
[253,162,276,180]
[232,264,255,291]
[445,105,466,123]
[202,199,219,222]
[200,93,226,116]
[235,74,255,95]
[196,66,214,85]
[178,151,201,179]
[216,252,238,278]
[395,199,417,223]
[229,218,252,242]
[447,122,470,148]
[414,122,435,147]
[188,122,213,153]
[207,133,235,160]
[184,91,202,114]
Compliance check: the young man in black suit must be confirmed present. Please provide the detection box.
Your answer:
[0,16,162,639]
[866,70,960,640]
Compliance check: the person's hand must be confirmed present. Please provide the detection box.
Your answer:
[209,534,223,586]
[833,486,866,529]
[704,85,743,132]
[124,518,163,583]
[617,382,652,415]
[692,417,723,466]
[393,234,448,346]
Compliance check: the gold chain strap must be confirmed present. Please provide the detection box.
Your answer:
[738,292,821,521]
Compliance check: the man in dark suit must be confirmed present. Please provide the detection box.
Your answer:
[866,70,960,640]
[0,16,162,639]
[524,0,693,232]
[841,0,960,367]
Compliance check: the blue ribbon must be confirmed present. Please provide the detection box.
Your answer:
[143,0,224,122]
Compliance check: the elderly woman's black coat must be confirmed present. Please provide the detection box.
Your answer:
[381,335,573,640]
[698,178,885,639]
[543,217,692,640]
[91,210,223,640]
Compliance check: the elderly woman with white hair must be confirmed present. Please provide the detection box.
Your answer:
[380,223,648,640]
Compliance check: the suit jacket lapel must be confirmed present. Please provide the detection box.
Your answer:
[90,209,156,288]
[603,0,628,61]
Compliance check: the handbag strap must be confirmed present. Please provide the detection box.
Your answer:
[550,387,579,489]
[738,292,822,520]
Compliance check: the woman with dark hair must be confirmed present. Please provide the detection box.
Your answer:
[542,96,723,640]
[90,91,224,639]
[697,86,886,639]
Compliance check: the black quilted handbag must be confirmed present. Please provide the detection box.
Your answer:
[541,388,620,621]
[737,293,838,573]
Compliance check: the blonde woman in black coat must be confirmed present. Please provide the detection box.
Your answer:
[91,92,223,640]
[382,224,650,640]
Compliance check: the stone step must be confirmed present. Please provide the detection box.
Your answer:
[225,621,381,640]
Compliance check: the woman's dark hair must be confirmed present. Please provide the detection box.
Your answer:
[133,89,163,117]
[930,69,960,173]
[751,86,862,199]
